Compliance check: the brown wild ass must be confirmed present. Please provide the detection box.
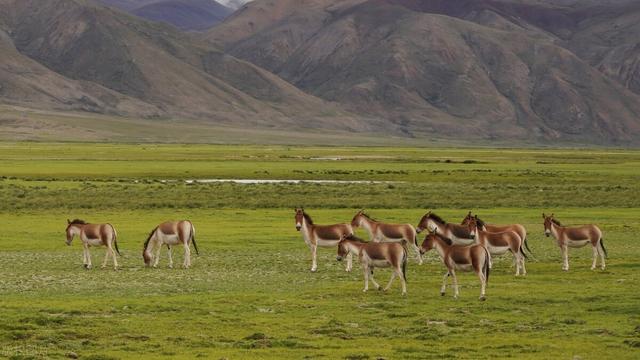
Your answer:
[416,212,474,245]
[295,208,354,272]
[351,210,422,265]
[462,212,531,255]
[419,230,490,300]
[467,216,527,276]
[543,213,607,271]
[337,234,408,295]
[143,221,198,268]
[65,219,120,270]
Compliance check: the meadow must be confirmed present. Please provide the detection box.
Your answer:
[0,143,639,359]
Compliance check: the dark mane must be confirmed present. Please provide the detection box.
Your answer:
[427,212,447,225]
[302,211,314,225]
[551,218,562,226]
[433,232,452,245]
[344,234,367,243]
[69,219,87,225]
[475,217,486,229]
[143,226,158,250]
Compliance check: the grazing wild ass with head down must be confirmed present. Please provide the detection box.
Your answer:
[143,221,198,268]
[462,212,531,255]
[65,219,120,270]
[543,213,607,271]
[416,212,474,245]
[420,230,490,300]
[337,234,408,295]
[295,208,354,272]
[467,216,527,276]
[351,210,422,265]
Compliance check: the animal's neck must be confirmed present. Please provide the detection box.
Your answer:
[550,222,561,238]
[346,240,364,255]
[301,220,312,241]
[432,240,447,259]
[361,218,375,234]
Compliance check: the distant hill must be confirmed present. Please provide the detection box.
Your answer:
[0,0,359,131]
[207,0,640,144]
[97,0,233,30]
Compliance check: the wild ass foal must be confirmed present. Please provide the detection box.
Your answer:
[143,221,199,268]
[420,230,490,300]
[462,212,531,255]
[543,213,607,271]
[416,212,474,245]
[295,208,354,272]
[467,216,527,276]
[351,210,422,265]
[65,219,120,269]
[337,234,408,295]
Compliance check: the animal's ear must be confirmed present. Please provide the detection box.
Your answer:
[474,215,478,220]
[551,213,554,218]
[467,211,472,216]
[542,213,546,219]
[67,219,71,224]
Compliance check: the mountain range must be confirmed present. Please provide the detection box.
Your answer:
[1,0,640,145]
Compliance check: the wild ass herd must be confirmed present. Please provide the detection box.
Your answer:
[64,210,607,301]
[294,209,607,300]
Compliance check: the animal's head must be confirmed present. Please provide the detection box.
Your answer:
[419,228,438,254]
[461,211,473,225]
[415,211,431,233]
[65,219,85,245]
[294,208,304,231]
[336,234,350,261]
[351,210,366,228]
[142,244,152,267]
[542,213,555,237]
[466,215,485,238]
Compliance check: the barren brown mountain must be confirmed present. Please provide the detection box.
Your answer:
[208,0,640,144]
[0,0,365,131]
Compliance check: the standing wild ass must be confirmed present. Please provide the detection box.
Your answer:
[467,216,527,276]
[420,230,490,300]
[143,221,198,268]
[416,212,474,245]
[543,213,607,271]
[295,208,354,272]
[65,219,120,269]
[351,210,422,264]
[461,212,531,255]
[337,234,408,295]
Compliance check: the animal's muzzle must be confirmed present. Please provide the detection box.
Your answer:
[336,256,343,261]
[296,225,301,231]
[415,227,422,233]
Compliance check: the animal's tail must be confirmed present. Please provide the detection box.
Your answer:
[519,245,528,260]
[109,224,121,256]
[413,232,418,248]
[190,221,199,255]
[524,237,532,255]
[402,248,408,281]
[483,248,490,284]
[600,238,607,258]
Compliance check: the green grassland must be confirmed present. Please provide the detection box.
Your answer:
[0,143,639,359]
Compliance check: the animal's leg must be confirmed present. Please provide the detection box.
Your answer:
[520,252,526,276]
[167,246,173,268]
[101,246,111,269]
[311,245,318,272]
[599,241,606,270]
[153,243,161,268]
[369,269,381,290]
[362,264,369,292]
[562,245,569,271]
[85,245,92,269]
[477,269,486,301]
[591,245,598,270]
[440,271,449,296]
[513,251,520,276]
[183,243,191,268]
[451,270,459,299]
[346,252,352,272]
[383,271,395,292]
[412,242,423,265]
[82,245,88,267]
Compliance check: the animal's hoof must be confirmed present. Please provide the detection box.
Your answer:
[479,296,486,301]
[101,265,106,269]
[402,292,407,296]
[310,268,317,273]
[440,292,445,297]
[591,267,596,271]
[362,289,368,293]
[601,267,606,271]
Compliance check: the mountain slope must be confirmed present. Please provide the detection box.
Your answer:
[207,0,640,144]
[0,0,361,130]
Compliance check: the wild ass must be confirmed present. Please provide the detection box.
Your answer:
[419,230,490,300]
[143,221,198,268]
[416,212,474,245]
[295,208,354,272]
[543,213,607,271]
[65,219,120,270]
[337,234,408,295]
[467,216,527,276]
[351,210,422,265]
[461,212,531,255]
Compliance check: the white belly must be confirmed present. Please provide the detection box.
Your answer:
[85,238,103,246]
[369,259,391,268]
[567,240,590,248]
[160,234,181,245]
[451,237,474,246]
[316,239,340,247]
[454,263,473,271]
[488,245,511,255]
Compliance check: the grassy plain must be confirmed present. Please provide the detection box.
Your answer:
[0,143,639,359]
